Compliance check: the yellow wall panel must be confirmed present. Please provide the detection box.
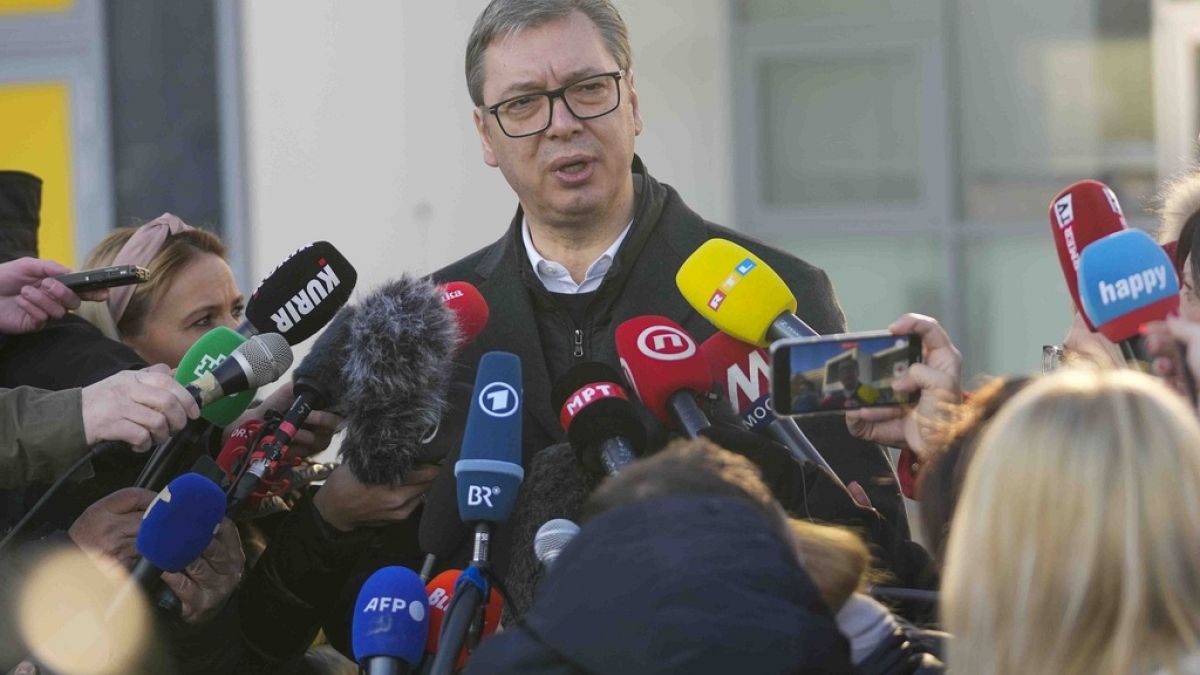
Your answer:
[0,0,72,16]
[0,82,75,267]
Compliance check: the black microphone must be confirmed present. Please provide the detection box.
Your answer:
[240,240,358,344]
[339,275,459,485]
[551,361,646,477]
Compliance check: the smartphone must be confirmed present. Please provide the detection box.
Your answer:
[54,264,150,293]
[770,330,922,416]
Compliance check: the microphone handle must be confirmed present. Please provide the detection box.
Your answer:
[426,582,484,675]
[364,657,410,675]
[667,390,711,439]
[136,417,211,490]
[766,417,846,490]
[767,312,818,342]
[235,318,258,338]
[599,436,637,475]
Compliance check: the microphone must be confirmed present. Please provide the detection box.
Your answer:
[422,570,503,673]
[352,566,430,675]
[241,240,358,344]
[183,332,293,408]
[614,315,713,438]
[533,519,579,571]
[1049,180,1128,331]
[1077,228,1180,359]
[699,332,843,485]
[128,473,226,591]
[551,361,647,477]
[339,275,459,485]
[175,326,257,426]
[439,281,490,346]
[676,238,816,346]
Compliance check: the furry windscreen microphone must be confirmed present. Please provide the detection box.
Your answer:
[340,275,458,485]
[293,305,357,411]
[244,241,358,345]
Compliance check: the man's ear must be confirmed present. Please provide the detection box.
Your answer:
[474,108,499,168]
[627,70,643,136]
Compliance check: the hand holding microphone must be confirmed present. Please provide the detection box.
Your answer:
[68,487,158,568]
[160,517,244,624]
[0,257,106,335]
[81,365,200,452]
[314,463,441,532]
[845,313,962,460]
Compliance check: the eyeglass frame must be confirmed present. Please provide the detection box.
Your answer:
[483,69,626,139]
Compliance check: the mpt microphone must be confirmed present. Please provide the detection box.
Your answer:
[1078,228,1180,360]
[422,570,503,673]
[242,240,358,344]
[551,361,646,477]
[128,473,226,591]
[676,238,816,346]
[184,332,293,408]
[1049,180,1128,331]
[440,281,490,347]
[174,326,257,426]
[614,315,712,438]
[699,332,843,485]
[339,275,459,484]
[352,566,429,675]
[533,518,579,571]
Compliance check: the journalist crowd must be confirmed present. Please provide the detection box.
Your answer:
[3,1,1200,674]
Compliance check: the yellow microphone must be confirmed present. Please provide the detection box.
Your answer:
[675,239,815,347]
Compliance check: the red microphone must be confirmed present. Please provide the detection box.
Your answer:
[614,316,712,438]
[1049,180,1128,331]
[440,281,489,347]
[424,569,502,672]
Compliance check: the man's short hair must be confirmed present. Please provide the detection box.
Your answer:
[465,0,633,107]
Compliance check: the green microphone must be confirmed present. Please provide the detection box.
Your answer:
[175,326,256,426]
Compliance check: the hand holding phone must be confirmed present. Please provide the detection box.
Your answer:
[54,264,150,293]
[771,330,924,416]
[0,258,131,335]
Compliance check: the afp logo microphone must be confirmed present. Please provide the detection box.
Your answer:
[455,352,524,524]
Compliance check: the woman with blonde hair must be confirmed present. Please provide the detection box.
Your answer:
[941,369,1200,675]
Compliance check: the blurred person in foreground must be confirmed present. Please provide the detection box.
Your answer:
[941,369,1200,675]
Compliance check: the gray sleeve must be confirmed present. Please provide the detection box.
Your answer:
[0,386,89,489]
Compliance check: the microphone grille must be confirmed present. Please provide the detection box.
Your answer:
[534,518,580,566]
[238,333,295,386]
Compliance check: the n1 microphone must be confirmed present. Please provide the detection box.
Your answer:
[533,518,579,571]
[184,332,293,408]
[454,351,524,526]
[698,332,843,485]
[551,361,646,477]
[423,570,503,672]
[242,240,358,344]
[676,238,816,346]
[1049,180,1128,331]
[128,473,226,590]
[1078,229,1180,351]
[614,315,712,438]
[439,281,490,347]
[175,326,257,426]
[340,276,459,485]
[352,566,429,675]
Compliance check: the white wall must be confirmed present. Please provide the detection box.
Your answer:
[240,0,732,297]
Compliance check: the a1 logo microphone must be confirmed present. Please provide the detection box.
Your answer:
[455,351,524,526]
[551,362,646,477]
[175,326,256,426]
[675,238,817,346]
[1049,180,1128,331]
[242,240,358,345]
[1078,229,1180,348]
[615,316,713,438]
[352,566,429,675]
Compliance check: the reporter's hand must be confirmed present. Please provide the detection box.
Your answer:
[845,313,962,460]
[225,381,343,457]
[313,463,440,532]
[68,487,157,568]
[81,365,200,451]
[1143,316,1200,404]
[0,257,108,335]
[161,518,244,625]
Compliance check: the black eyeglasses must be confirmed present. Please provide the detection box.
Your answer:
[485,70,624,138]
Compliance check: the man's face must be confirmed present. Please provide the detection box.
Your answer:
[473,11,642,227]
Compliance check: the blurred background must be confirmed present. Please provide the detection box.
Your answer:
[0,0,1196,380]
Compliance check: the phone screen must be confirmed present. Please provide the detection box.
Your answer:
[770,332,922,416]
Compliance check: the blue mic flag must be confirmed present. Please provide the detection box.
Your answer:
[1078,229,1180,341]
[136,473,225,572]
[352,566,429,667]
[455,351,524,524]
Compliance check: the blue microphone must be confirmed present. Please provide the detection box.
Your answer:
[1078,229,1180,345]
[454,351,524,526]
[353,566,429,675]
[131,473,226,588]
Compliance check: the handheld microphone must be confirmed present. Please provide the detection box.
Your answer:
[352,566,430,675]
[439,281,490,347]
[699,332,843,485]
[676,238,816,346]
[551,361,646,477]
[533,519,579,571]
[128,473,226,590]
[1049,180,1128,331]
[175,326,257,426]
[183,332,293,408]
[614,315,712,438]
[423,570,503,673]
[242,240,358,344]
[1078,229,1180,356]
[340,275,459,485]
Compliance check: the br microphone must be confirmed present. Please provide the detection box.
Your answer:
[184,332,293,408]
[676,238,817,346]
[1049,180,1128,331]
[551,361,647,476]
[422,570,503,673]
[241,240,358,344]
[352,566,429,675]
[614,315,713,438]
[533,518,579,571]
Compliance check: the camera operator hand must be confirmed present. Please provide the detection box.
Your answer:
[161,517,244,625]
[0,257,108,335]
[1143,316,1200,407]
[313,463,440,532]
[81,365,200,452]
[68,487,158,568]
[845,313,962,460]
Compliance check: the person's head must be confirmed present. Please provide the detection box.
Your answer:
[788,519,870,612]
[466,0,642,232]
[75,214,242,368]
[838,360,860,390]
[941,369,1200,675]
[1157,170,1200,321]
